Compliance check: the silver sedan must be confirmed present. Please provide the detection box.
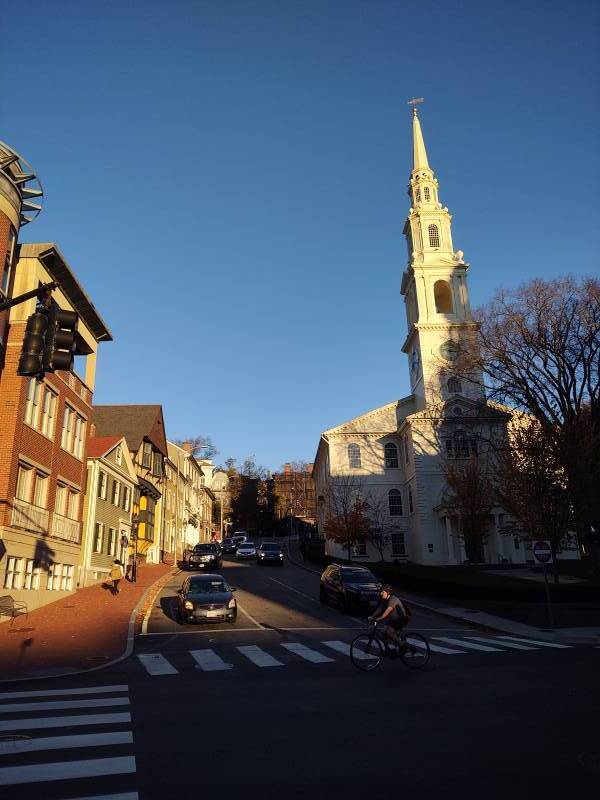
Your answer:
[236,541,257,559]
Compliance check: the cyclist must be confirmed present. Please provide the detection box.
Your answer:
[368,584,409,655]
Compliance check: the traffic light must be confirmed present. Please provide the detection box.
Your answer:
[43,306,78,373]
[17,311,48,376]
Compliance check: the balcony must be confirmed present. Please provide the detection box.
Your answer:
[50,513,82,544]
[11,498,49,535]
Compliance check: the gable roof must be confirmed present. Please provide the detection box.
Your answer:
[92,405,168,456]
[87,435,122,459]
[324,395,415,435]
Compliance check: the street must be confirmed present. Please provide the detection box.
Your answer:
[1,553,598,800]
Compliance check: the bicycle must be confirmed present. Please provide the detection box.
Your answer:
[350,620,430,671]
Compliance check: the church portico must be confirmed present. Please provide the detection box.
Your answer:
[313,106,513,567]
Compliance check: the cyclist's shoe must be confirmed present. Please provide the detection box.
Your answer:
[386,646,400,659]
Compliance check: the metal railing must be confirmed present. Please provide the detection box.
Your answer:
[11,498,49,534]
[50,512,81,544]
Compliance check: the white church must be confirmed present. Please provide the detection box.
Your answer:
[312,108,525,567]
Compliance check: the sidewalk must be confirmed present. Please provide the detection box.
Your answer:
[0,562,176,682]
[286,539,600,646]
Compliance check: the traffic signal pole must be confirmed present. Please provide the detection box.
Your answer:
[0,281,57,313]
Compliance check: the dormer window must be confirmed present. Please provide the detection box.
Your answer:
[428,224,440,248]
[424,186,431,201]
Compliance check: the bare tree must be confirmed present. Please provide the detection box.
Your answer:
[324,476,374,563]
[173,435,218,459]
[364,491,394,563]
[455,276,600,559]
[442,454,495,563]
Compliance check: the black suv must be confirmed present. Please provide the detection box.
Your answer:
[319,565,381,613]
[187,543,222,570]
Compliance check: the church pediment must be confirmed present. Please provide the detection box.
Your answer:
[406,397,511,424]
[325,396,415,435]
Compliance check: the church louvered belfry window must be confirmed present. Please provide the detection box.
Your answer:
[388,489,403,516]
[384,442,399,468]
[428,224,440,248]
[348,443,361,469]
[424,186,430,201]
[415,187,421,203]
[434,280,453,313]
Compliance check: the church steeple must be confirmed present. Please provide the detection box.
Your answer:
[412,107,430,170]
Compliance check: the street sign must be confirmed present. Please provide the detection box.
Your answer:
[532,540,553,564]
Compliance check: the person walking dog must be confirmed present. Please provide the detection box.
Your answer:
[110,559,124,595]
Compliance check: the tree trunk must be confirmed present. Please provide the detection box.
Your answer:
[551,541,560,585]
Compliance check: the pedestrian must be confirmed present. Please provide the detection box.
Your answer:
[110,559,124,595]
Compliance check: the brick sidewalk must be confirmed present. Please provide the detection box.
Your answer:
[0,563,175,681]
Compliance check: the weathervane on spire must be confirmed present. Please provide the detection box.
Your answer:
[407,97,424,116]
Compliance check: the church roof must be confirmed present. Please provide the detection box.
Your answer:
[412,108,430,170]
[323,395,415,435]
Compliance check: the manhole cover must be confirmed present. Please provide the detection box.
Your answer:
[578,752,600,773]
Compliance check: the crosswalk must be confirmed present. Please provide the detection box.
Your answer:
[0,683,138,798]
[135,634,575,676]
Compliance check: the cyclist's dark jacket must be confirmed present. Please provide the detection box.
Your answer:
[376,595,408,627]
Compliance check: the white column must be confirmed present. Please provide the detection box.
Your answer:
[444,516,456,565]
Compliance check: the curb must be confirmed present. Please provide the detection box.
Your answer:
[0,567,178,686]
[284,539,593,642]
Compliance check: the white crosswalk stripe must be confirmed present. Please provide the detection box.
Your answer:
[407,637,464,655]
[468,636,536,651]
[237,645,284,667]
[0,684,137,795]
[191,649,233,671]
[433,637,504,652]
[497,635,571,649]
[281,642,334,663]
[137,652,178,675]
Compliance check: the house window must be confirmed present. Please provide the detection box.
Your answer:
[428,224,440,248]
[388,489,403,516]
[93,523,104,553]
[73,416,86,459]
[40,387,58,437]
[33,473,48,508]
[16,465,33,501]
[122,486,131,512]
[142,442,152,469]
[61,406,73,450]
[408,486,414,514]
[434,280,453,313]
[152,453,163,477]
[391,532,406,556]
[145,497,156,541]
[67,490,79,520]
[112,480,120,506]
[3,557,23,589]
[98,471,108,500]
[61,564,74,591]
[514,537,521,550]
[23,559,41,590]
[108,527,117,557]
[47,563,62,591]
[55,484,68,516]
[115,445,123,466]
[348,444,361,469]
[384,443,399,469]
[424,186,431,201]
[351,541,367,557]
[446,431,477,459]
[447,377,462,394]
[25,378,42,428]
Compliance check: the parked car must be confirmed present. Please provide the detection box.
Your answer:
[186,543,222,570]
[221,537,237,554]
[236,541,257,559]
[176,574,237,624]
[257,541,284,565]
[319,565,382,613]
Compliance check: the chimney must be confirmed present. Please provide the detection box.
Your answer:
[284,463,292,475]
[182,441,192,453]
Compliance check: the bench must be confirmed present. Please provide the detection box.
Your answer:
[0,595,29,625]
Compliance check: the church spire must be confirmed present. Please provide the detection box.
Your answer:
[412,107,430,170]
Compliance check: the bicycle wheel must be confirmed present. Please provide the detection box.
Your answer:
[400,633,430,669]
[350,634,383,671]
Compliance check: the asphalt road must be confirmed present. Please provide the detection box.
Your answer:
[1,552,598,800]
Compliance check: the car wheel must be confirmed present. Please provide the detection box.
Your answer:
[319,587,327,605]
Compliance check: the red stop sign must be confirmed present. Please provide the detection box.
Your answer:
[533,540,552,564]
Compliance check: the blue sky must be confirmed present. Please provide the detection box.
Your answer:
[2,0,599,470]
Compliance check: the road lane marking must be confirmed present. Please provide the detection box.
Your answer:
[281,643,334,663]
[498,636,571,649]
[0,697,129,714]
[0,730,133,755]
[137,653,178,675]
[0,685,128,700]
[0,713,131,733]
[190,649,233,671]
[321,640,372,660]
[139,627,260,635]
[236,602,265,630]
[0,756,136,786]
[433,637,504,652]
[68,793,139,800]
[237,645,283,667]
[405,637,463,655]
[468,636,536,651]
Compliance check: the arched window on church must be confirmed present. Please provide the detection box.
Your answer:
[388,489,403,516]
[428,223,440,248]
[384,443,398,469]
[434,280,453,313]
[445,430,478,459]
[447,376,462,394]
[348,443,361,469]
[424,186,431,201]
[415,187,421,203]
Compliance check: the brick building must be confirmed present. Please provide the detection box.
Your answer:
[272,463,317,524]
[0,244,112,611]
